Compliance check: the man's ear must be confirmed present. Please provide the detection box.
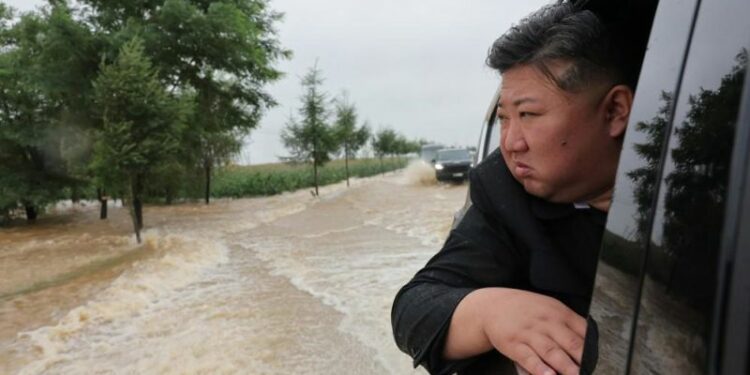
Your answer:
[604,84,634,138]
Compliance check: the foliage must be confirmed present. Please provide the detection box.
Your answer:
[0,8,73,220]
[331,94,370,186]
[371,129,419,157]
[91,38,186,240]
[372,128,398,158]
[77,0,290,204]
[281,65,336,164]
[0,0,288,225]
[332,96,370,159]
[212,157,408,198]
[281,64,337,195]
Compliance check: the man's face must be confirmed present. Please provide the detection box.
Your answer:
[497,63,623,204]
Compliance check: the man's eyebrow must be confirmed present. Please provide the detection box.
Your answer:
[496,97,538,108]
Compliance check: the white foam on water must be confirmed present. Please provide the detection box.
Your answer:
[5,166,460,375]
[16,230,230,375]
[363,206,453,248]
[241,175,461,374]
[48,200,99,213]
[48,199,124,214]
[219,175,375,235]
[245,236,428,375]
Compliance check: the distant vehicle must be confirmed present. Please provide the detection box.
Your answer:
[419,144,444,164]
[434,148,472,182]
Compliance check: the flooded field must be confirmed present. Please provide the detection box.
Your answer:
[0,162,467,374]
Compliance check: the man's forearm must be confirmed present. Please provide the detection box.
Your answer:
[443,288,501,360]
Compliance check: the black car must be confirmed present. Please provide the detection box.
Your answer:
[466,0,750,373]
[434,148,473,182]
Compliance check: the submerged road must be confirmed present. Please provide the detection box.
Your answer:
[0,164,467,374]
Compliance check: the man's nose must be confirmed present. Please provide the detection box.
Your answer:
[502,119,528,153]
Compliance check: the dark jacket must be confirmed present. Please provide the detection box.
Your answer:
[391,150,606,374]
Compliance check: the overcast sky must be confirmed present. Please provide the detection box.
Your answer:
[4,0,550,164]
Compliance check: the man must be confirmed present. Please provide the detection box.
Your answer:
[391,3,640,374]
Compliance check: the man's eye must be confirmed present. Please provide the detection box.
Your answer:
[496,115,507,125]
[519,112,536,118]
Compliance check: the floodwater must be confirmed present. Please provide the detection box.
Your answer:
[0,162,467,374]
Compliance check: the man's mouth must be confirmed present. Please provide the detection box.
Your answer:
[514,161,532,177]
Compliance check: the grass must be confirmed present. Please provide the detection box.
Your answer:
[211,157,408,198]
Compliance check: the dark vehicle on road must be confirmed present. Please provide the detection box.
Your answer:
[434,148,473,182]
[464,0,750,373]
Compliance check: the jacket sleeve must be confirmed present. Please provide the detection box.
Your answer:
[391,171,526,374]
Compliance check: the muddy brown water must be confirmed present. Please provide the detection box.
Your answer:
[0,163,466,374]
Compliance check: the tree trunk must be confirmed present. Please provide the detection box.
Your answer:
[71,185,80,204]
[345,146,350,187]
[313,133,319,197]
[130,175,144,244]
[379,156,384,176]
[313,162,319,196]
[165,188,173,205]
[204,163,211,205]
[24,204,37,222]
[97,188,108,220]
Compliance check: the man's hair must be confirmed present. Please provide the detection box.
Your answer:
[487,3,635,92]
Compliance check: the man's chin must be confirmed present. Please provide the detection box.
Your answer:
[519,179,566,202]
[520,179,549,199]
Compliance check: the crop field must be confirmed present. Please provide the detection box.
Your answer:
[211,157,409,198]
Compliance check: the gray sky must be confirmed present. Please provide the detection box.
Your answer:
[4,0,550,164]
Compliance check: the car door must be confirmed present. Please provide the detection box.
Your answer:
[587,0,750,373]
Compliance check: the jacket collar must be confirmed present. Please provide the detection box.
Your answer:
[530,196,578,220]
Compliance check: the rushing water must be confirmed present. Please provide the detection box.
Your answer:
[0,162,467,374]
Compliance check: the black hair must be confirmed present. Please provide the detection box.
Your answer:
[487,3,635,92]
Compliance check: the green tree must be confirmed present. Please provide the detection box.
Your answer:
[372,128,398,175]
[91,38,185,243]
[79,0,290,204]
[0,7,73,222]
[392,134,420,161]
[332,96,370,187]
[281,65,336,196]
[31,3,104,211]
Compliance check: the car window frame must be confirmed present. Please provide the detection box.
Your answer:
[476,86,501,163]
[714,48,750,375]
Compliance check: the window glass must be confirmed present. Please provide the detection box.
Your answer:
[436,149,471,161]
[629,0,750,372]
[586,0,697,372]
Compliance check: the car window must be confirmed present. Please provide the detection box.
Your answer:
[628,0,750,373]
[586,0,698,372]
[437,149,470,161]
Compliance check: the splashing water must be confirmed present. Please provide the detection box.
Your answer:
[1,171,468,374]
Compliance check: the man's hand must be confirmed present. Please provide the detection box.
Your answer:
[444,288,587,375]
